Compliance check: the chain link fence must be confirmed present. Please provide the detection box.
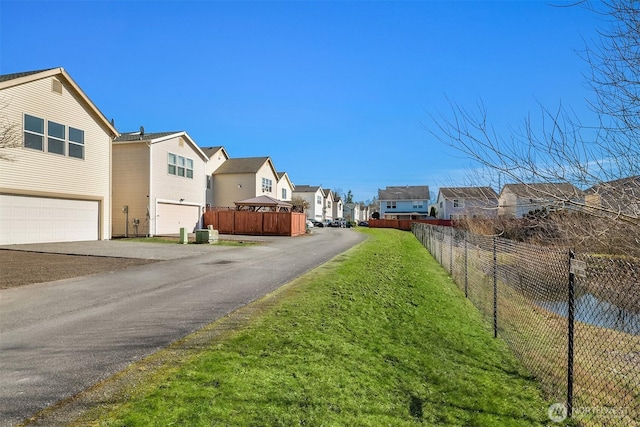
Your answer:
[413,223,640,426]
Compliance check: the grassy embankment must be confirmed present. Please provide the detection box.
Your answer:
[70,228,550,426]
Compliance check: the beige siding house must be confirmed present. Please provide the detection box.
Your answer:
[202,146,230,208]
[0,68,118,244]
[112,130,208,236]
[498,183,584,218]
[211,157,279,208]
[277,172,294,202]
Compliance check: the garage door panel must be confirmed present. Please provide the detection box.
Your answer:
[156,203,200,235]
[0,195,98,245]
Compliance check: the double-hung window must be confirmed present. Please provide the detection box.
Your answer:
[386,201,396,209]
[24,114,45,151]
[24,114,85,159]
[167,153,194,179]
[262,177,273,192]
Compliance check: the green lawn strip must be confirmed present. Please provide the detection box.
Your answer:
[84,229,549,426]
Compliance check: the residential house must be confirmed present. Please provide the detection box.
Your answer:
[112,130,208,236]
[277,172,294,202]
[436,186,499,220]
[344,202,368,223]
[378,186,431,220]
[585,176,640,218]
[293,185,325,221]
[322,189,334,222]
[498,183,584,218]
[332,195,344,221]
[0,68,118,244]
[211,156,279,208]
[202,146,230,208]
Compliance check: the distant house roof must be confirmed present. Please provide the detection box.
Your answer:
[277,171,294,190]
[201,146,230,160]
[501,183,582,198]
[0,67,118,137]
[586,176,640,196]
[114,130,208,161]
[294,185,322,193]
[439,187,498,200]
[214,156,277,177]
[378,185,430,200]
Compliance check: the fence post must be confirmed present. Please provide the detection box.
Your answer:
[493,236,498,338]
[449,227,453,273]
[464,231,468,298]
[567,250,575,419]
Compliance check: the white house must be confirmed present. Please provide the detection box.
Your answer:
[293,185,325,221]
[436,187,499,220]
[112,130,209,236]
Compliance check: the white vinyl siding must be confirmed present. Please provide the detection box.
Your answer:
[1,75,112,240]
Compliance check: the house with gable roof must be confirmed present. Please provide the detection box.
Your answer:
[293,185,325,221]
[585,176,640,218]
[201,146,230,208]
[322,188,334,222]
[498,183,584,218]
[210,156,279,208]
[436,186,499,220]
[112,129,209,236]
[277,171,294,202]
[378,185,431,220]
[0,67,118,244]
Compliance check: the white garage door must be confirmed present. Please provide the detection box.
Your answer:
[0,195,99,245]
[156,203,200,235]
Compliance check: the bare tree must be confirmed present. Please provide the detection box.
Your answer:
[426,1,640,254]
[0,97,20,161]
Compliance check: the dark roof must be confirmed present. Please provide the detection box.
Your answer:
[201,146,224,158]
[0,68,57,83]
[502,183,582,198]
[586,176,640,195]
[214,157,270,174]
[439,186,498,200]
[378,185,430,200]
[293,185,322,193]
[114,131,181,142]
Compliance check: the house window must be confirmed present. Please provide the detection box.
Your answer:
[317,195,322,204]
[262,177,273,192]
[412,200,423,209]
[206,175,212,189]
[328,200,332,208]
[68,127,84,159]
[47,121,65,155]
[386,201,396,209]
[24,114,85,159]
[24,114,44,151]
[453,199,461,208]
[282,188,287,199]
[167,153,193,179]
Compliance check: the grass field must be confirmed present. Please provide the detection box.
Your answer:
[66,228,550,426]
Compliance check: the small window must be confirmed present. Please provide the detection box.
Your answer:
[24,114,44,151]
[282,188,287,199]
[177,156,186,177]
[453,199,460,208]
[48,121,66,155]
[168,153,177,175]
[317,195,322,204]
[206,175,212,189]
[186,158,193,179]
[386,201,396,209]
[262,177,273,192]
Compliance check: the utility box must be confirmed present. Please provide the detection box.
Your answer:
[195,228,218,244]
[179,227,189,244]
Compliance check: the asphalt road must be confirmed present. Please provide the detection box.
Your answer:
[0,228,367,426]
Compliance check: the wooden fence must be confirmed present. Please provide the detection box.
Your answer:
[203,210,307,237]
[368,218,452,231]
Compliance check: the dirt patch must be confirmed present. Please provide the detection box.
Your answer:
[0,250,156,290]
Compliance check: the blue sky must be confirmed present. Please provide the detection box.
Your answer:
[0,1,602,203]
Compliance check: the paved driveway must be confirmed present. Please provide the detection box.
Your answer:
[0,228,367,426]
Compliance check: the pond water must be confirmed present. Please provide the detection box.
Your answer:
[537,293,640,335]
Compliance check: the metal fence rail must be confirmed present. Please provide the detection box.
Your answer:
[413,223,640,426]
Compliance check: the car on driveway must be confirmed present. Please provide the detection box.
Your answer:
[309,219,324,227]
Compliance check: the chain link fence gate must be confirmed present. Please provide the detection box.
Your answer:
[412,223,639,426]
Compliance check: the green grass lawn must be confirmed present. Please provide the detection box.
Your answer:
[77,229,551,426]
